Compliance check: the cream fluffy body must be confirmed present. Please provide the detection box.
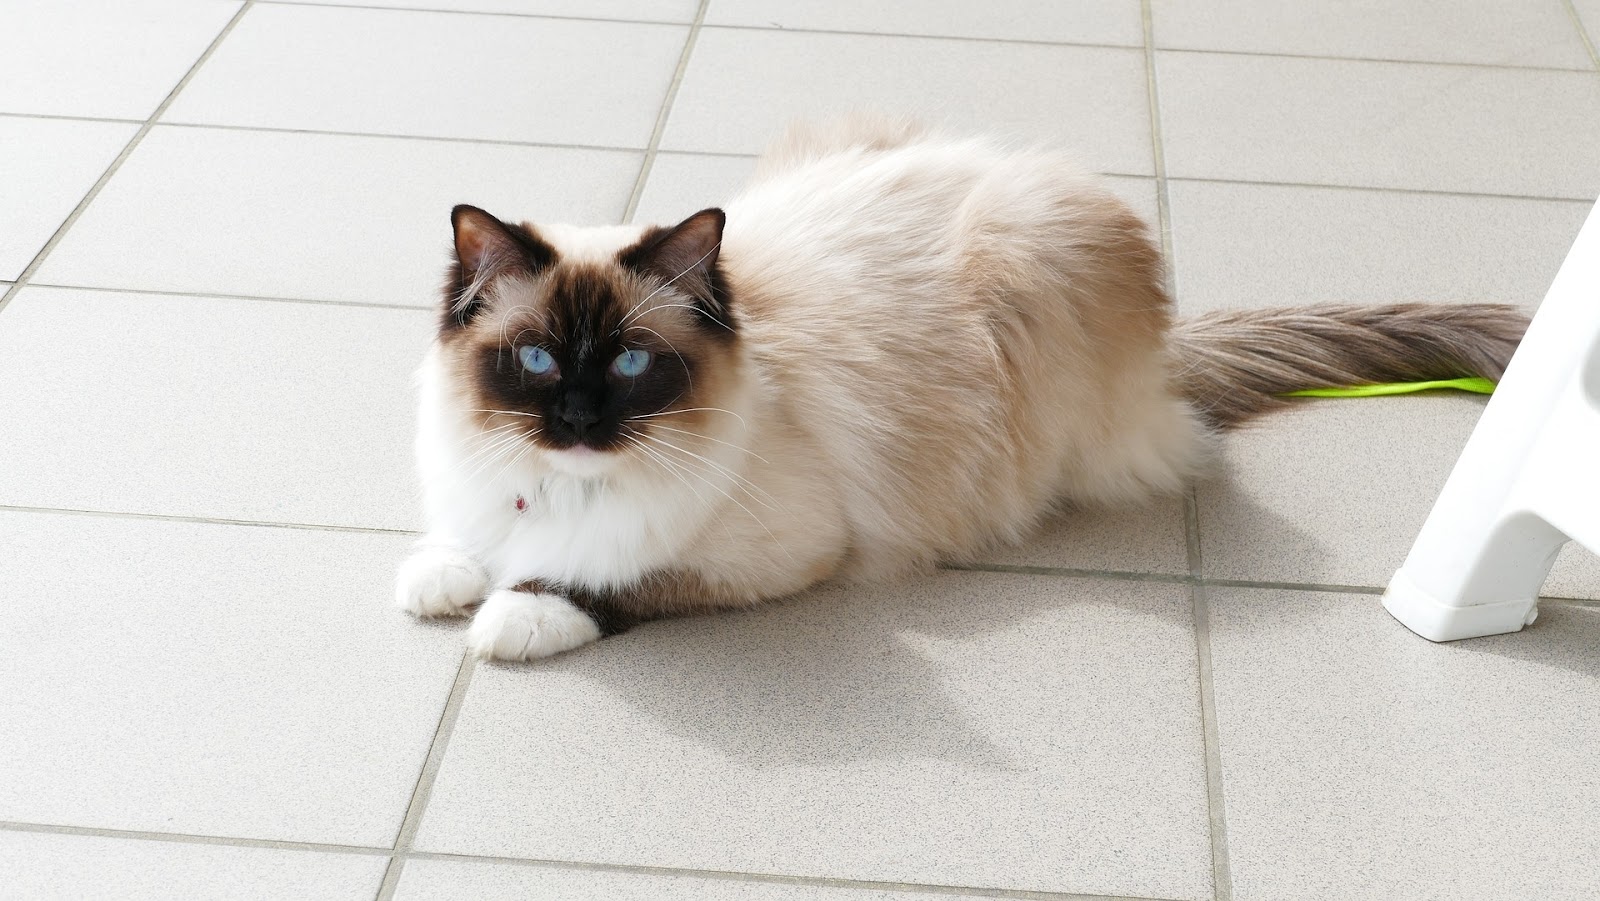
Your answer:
[400,118,1211,659]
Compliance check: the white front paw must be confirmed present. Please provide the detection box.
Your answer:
[467,590,601,661]
[395,545,489,618]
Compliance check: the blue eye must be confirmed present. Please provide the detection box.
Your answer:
[612,349,652,377]
[518,346,556,375]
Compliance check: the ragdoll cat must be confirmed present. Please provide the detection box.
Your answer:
[395,114,1525,662]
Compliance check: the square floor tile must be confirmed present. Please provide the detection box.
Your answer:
[1167,180,1591,313]
[1150,0,1592,68]
[976,497,1189,575]
[1208,588,1600,901]
[35,126,639,304]
[0,287,429,531]
[308,0,698,21]
[0,117,135,281]
[1197,396,1600,599]
[0,1,241,118]
[415,572,1213,900]
[1157,52,1600,198]
[704,0,1142,46]
[165,4,685,147]
[0,832,386,901]
[0,511,461,846]
[663,29,1153,175]
[396,857,1003,900]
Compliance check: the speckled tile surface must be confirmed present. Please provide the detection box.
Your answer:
[413,572,1214,900]
[4,2,1599,898]
[1208,588,1600,901]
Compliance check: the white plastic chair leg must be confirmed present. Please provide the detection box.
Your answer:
[1383,198,1600,641]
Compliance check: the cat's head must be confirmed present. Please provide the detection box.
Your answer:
[436,204,744,478]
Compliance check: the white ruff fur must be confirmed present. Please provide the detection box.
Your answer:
[402,116,1212,659]
[413,347,761,593]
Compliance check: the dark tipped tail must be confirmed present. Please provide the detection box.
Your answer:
[1171,303,1529,429]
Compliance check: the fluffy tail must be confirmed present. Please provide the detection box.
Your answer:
[1170,303,1529,429]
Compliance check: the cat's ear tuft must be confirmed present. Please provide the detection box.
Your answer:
[653,207,726,276]
[452,205,518,275]
[621,208,733,331]
[444,205,554,330]
[451,204,505,272]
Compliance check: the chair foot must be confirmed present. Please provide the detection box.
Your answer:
[1383,569,1539,642]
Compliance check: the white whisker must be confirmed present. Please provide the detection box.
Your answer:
[643,423,769,464]
[469,408,543,419]
[626,302,733,332]
[631,430,783,513]
[460,425,536,483]
[624,425,780,508]
[630,406,748,427]
[627,428,796,566]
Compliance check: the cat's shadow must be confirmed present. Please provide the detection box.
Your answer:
[487,569,1191,772]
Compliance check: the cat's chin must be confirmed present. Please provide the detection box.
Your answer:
[541,443,622,478]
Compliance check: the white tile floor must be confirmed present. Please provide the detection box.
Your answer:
[3,2,1600,900]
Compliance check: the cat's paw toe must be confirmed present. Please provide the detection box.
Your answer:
[395,546,488,618]
[467,590,601,661]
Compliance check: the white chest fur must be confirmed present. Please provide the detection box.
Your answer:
[486,470,683,589]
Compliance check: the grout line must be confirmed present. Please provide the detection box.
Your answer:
[1158,10,1232,882]
[254,0,1144,50]
[0,503,420,537]
[244,0,1600,73]
[6,110,1594,205]
[1155,43,1595,73]
[1205,577,1381,595]
[257,0,691,26]
[400,851,1181,901]
[947,560,1403,599]
[374,653,478,900]
[155,118,653,155]
[1547,595,1600,608]
[25,281,434,313]
[947,561,1191,584]
[0,2,256,319]
[0,820,390,857]
[1182,492,1204,579]
[0,814,1176,901]
[1140,0,1175,298]
[676,22,1143,52]
[1163,174,1597,205]
[1561,0,1600,71]
[622,0,710,224]
[6,502,1588,606]
[0,110,145,125]
[1184,491,1233,901]
[47,113,756,162]
[1190,582,1235,901]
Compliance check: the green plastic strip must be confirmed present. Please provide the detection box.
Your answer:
[1283,377,1496,398]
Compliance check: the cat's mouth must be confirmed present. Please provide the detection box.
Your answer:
[541,440,620,477]
[543,434,618,455]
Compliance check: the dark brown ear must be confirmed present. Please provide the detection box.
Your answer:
[620,208,733,331]
[444,204,556,329]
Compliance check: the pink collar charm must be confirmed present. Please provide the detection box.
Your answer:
[514,494,527,512]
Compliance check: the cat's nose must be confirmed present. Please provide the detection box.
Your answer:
[559,404,601,435]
